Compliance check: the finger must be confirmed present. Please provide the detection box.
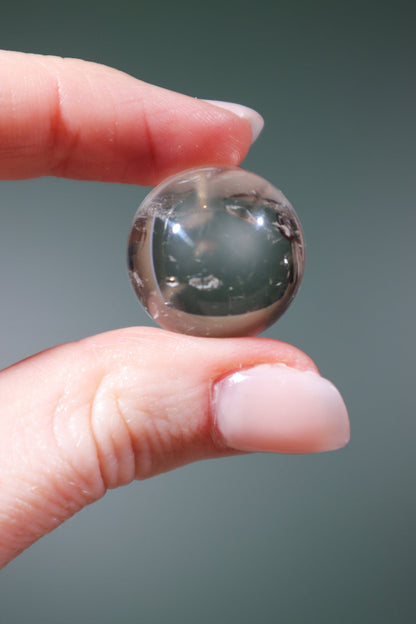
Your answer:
[0,327,349,567]
[0,51,261,184]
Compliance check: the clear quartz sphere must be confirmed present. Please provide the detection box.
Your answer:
[127,166,305,337]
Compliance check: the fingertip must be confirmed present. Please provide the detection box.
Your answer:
[203,100,264,143]
[134,91,254,185]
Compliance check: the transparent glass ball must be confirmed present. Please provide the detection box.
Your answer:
[127,166,305,337]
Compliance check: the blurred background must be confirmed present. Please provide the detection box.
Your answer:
[0,0,415,621]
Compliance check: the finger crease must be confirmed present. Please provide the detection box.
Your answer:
[48,69,80,176]
[141,101,157,182]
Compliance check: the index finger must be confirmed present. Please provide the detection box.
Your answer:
[0,51,261,185]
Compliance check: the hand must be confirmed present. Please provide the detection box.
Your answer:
[0,51,350,568]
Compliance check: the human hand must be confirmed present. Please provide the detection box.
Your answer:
[0,51,350,568]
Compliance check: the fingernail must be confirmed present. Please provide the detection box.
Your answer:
[212,364,350,454]
[203,100,264,143]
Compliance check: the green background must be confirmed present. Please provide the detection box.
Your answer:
[0,0,415,622]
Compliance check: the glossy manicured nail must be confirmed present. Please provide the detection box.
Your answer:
[203,100,264,143]
[212,364,350,454]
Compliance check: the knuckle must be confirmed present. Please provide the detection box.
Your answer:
[88,371,138,489]
[52,331,197,495]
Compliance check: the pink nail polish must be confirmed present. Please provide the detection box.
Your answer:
[212,364,350,454]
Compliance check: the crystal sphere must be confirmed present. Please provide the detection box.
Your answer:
[127,166,305,337]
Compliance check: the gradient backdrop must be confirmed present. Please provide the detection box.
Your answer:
[0,1,415,622]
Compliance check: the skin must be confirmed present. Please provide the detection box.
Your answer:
[0,51,339,568]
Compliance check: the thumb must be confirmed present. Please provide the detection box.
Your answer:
[0,327,349,567]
